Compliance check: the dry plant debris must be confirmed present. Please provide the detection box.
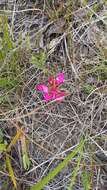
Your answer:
[0,0,107,190]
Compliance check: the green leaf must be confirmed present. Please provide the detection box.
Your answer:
[83,84,96,95]
[20,134,30,170]
[82,0,88,6]
[23,153,30,170]
[31,51,47,70]
[0,143,6,151]
[30,139,85,190]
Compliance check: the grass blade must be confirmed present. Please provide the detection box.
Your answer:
[68,145,84,190]
[6,154,17,189]
[82,170,91,190]
[30,139,85,190]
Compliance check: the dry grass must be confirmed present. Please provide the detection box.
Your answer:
[0,0,107,190]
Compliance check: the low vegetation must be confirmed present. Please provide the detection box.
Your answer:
[0,1,107,190]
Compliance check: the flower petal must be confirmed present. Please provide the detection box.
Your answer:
[43,93,53,101]
[55,91,66,101]
[56,73,64,85]
[35,84,48,93]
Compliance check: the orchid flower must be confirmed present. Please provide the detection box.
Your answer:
[35,73,66,102]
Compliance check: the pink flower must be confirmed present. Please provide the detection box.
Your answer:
[35,72,66,102]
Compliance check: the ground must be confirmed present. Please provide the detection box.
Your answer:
[0,0,107,190]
